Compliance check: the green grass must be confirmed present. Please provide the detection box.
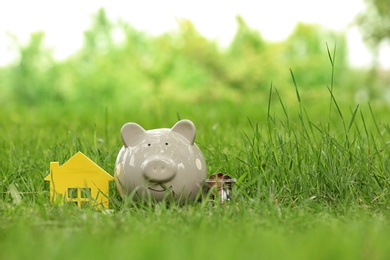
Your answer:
[1,60,390,259]
[1,200,390,259]
[1,94,390,260]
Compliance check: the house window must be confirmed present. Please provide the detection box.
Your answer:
[68,188,78,199]
[80,188,91,198]
[67,188,92,207]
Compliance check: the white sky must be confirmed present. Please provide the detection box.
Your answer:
[0,0,388,67]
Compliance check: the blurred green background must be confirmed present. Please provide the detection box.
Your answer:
[1,2,389,118]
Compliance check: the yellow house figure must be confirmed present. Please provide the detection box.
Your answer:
[44,151,114,209]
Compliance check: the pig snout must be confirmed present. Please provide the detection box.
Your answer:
[142,158,177,182]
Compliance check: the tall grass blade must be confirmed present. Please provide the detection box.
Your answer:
[347,104,359,132]
[368,102,383,141]
[267,82,273,122]
[274,88,288,120]
[326,42,335,68]
[327,86,344,120]
[289,69,301,103]
[326,42,337,132]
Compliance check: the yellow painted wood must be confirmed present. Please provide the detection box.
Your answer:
[44,152,114,209]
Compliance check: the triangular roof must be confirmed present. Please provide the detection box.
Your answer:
[44,151,114,181]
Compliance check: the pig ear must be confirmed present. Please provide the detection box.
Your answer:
[121,123,146,147]
[171,119,196,144]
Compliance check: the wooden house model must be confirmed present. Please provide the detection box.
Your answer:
[44,151,114,209]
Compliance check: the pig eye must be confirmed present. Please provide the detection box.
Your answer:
[147,143,151,147]
[165,142,169,145]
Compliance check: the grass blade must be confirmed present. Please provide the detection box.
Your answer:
[347,104,359,132]
[290,68,301,103]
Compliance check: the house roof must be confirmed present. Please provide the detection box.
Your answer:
[44,151,114,181]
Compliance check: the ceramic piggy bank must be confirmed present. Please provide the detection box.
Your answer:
[114,119,207,201]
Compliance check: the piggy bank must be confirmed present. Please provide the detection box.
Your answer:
[114,119,207,202]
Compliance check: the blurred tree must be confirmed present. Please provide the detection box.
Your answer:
[356,0,390,50]
[0,8,357,109]
[224,16,271,90]
[73,8,133,103]
[355,0,390,99]
[283,23,348,88]
[83,8,115,53]
[229,16,267,53]
[169,20,221,90]
[8,32,55,104]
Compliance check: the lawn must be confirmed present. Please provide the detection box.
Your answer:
[1,18,390,258]
[1,81,390,259]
